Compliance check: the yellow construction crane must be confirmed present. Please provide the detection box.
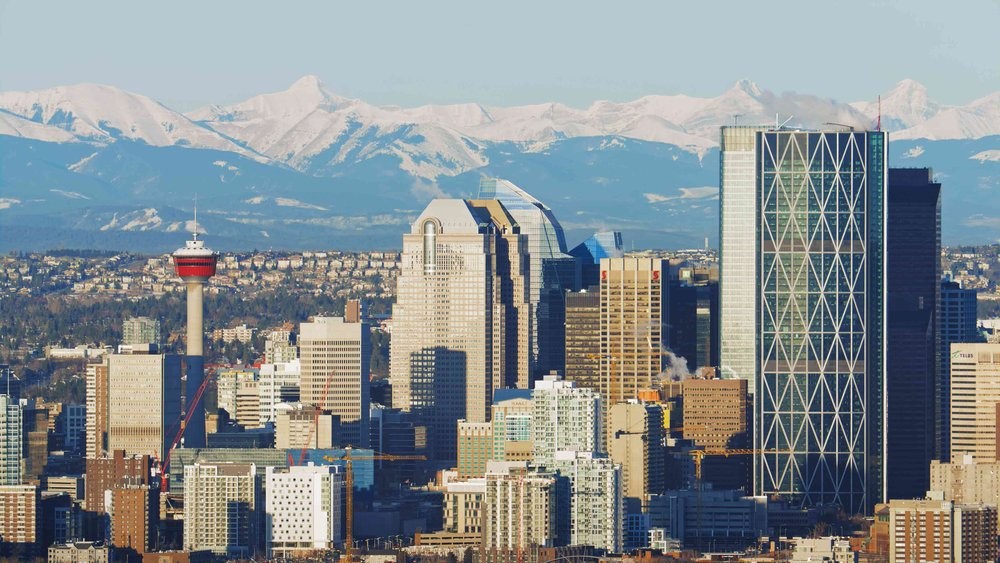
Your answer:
[323,448,426,562]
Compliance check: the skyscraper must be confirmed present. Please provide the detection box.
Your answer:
[564,288,601,391]
[299,316,371,447]
[532,373,603,466]
[478,178,579,380]
[105,353,182,459]
[729,128,887,514]
[483,461,557,550]
[719,126,769,385]
[950,343,1000,462]
[390,198,530,461]
[939,280,980,461]
[552,450,624,552]
[885,167,940,501]
[85,362,109,459]
[0,394,22,485]
[599,258,666,412]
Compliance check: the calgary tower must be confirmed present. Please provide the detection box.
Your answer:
[171,209,217,448]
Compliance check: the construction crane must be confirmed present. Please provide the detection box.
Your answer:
[160,370,215,490]
[323,448,426,563]
[687,447,787,541]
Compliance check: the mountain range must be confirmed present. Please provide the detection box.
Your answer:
[0,76,997,252]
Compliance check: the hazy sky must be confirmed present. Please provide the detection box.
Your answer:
[0,0,996,110]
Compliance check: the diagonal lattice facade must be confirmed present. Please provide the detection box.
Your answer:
[755,131,885,515]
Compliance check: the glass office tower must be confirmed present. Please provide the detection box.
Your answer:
[479,178,579,381]
[753,129,886,514]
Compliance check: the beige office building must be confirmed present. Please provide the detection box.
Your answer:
[608,400,664,504]
[950,343,1000,462]
[274,404,336,450]
[105,354,182,459]
[599,258,666,411]
[299,316,370,447]
[457,420,493,478]
[491,389,534,463]
[391,199,530,460]
[442,477,486,535]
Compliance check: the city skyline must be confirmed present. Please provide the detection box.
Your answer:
[0,1,997,557]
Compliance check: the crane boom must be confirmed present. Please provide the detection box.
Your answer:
[161,370,215,490]
[322,449,426,561]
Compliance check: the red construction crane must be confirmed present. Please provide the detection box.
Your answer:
[160,370,215,490]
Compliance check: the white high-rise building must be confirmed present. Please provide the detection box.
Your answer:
[553,451,623,553]
[391,199,530,460]
[718,126,767,386]
[299,316,370,448]
[184,463,261,557]
[265,465,343,557]
[484,461,557,550]
[258,359,301,425]
[532,373,602,466]
[0,394,22,485]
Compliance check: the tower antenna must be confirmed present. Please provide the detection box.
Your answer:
[877,95,882,131]
[193,195,199,240]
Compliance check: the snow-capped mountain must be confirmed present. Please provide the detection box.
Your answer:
[851,78,942,131]
[0,83,264,159]
[2,76,997,181]
[0,76,997,252]
[891,91,1000,141]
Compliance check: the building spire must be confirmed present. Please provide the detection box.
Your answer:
[193,195,199,240]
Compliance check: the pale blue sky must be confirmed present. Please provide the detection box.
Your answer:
[0,0,996,109]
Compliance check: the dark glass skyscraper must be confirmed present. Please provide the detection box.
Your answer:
[885,168,940,501]
[750,129,886,514]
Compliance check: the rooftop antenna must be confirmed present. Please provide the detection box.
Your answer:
[877,95,882,131]
[193,195,199,240]
[779,115,794,129]
[733,114,741,126]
